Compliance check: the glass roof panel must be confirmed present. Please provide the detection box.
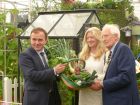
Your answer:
[49,12,91,37]
[21,11,101,38]
[22,14,63,37]
[88,13,100,25]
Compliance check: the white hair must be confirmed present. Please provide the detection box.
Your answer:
[102,24,120,39]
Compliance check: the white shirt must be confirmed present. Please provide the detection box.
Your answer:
[36,49,48,66]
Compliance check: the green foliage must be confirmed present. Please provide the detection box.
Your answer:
[47,39,75,66]
[0,80,2,97]
[46,39,76,105]
[58,80,74,105]
[68,71,97,88]
[61,0,133,27]
[0,12,22,77]
[98,9,128,27]
[131,43,140,59]
[102,0,116,9]
[136,73,140,92]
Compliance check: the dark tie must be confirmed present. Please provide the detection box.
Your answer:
[40,52,48,67]
[108,51,112,62]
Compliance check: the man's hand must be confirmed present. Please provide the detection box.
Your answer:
[54,63,67,74]
[90,80,103,91]
[74,66,81,75]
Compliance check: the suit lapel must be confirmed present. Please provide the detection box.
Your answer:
[111,42,121,59]
[29,47,45,69]
[104,42,121,79]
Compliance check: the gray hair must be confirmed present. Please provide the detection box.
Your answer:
[102,24,120,39]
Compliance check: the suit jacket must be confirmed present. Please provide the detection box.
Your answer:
[19,47,61,105]
[103,42,140,105]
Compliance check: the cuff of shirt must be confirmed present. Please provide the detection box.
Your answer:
[53,68,59,76]
[100,81,104,87]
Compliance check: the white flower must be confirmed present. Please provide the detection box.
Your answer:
[136,60,140,74]
[76,80,82,86]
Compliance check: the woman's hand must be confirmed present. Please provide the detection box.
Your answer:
[90,80,102,91]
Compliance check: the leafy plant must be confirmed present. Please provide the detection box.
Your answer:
[0,12,22,77]
[46,39,76,105]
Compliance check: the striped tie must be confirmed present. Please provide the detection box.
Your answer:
[40,52,48,67]
[103,51,112,74]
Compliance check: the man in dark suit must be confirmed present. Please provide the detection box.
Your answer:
[90,24,140,105]
[19,27,66,105]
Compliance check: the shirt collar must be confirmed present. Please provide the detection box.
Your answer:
[36,49,45,55]
[110,41,118,54]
